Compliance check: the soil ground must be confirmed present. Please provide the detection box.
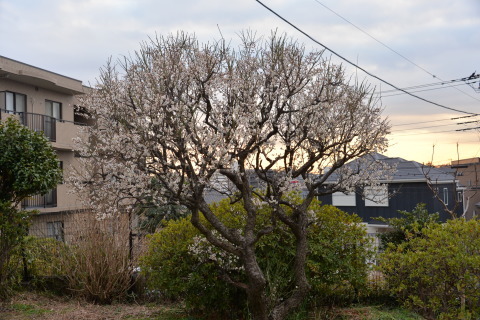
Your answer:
[0,291,423,320]
[0,292,182,320]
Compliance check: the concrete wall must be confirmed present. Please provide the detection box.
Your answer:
[0,56,88,220]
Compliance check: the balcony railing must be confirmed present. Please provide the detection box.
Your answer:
[21,188,57,209]
[1,109,56,141]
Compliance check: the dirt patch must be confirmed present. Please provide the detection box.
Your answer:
[0,292,179,320]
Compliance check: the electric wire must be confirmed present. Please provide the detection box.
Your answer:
[391,115,480,133]
[393,113,480,127]
[394,123,466,133]
[393,118,459,127]
[378,78,477,95]
[393,127,479,137]
[380,81,479,98]
[311,0,480,103]
[256,0,475,114]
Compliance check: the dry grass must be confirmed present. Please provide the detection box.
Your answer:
[0,292,181,320]
[59,215,135,304]
[0,291,424,320]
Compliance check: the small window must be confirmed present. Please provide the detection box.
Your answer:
[4,91,26,113]
[443,188,449,205]
[365,185,389,207]
[332,192,356,206]
[457,191,463,203]
[47,221,64,241]
[45,100,62,120]
[44,188,57,207]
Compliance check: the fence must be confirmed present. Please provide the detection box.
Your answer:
[28,210,146,258]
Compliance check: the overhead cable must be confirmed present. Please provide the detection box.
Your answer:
[256,0,475,114]
[380,81,479,98]
[311,0,480,103]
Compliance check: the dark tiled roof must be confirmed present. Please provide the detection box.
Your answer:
[325,152,455,183]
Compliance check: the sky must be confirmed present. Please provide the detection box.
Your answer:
[1,0,479,165]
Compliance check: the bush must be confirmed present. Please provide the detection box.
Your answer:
[379,218,480,319]
[61,217,134,304]
[141,197,372,318]
[0,203,32,299]
[140,215,245,317]
[376,203,439,250]
[0,117,62,300]
[10,236,69,293]
[2,211,136,303]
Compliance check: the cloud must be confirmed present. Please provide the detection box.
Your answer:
[1,0,479,163]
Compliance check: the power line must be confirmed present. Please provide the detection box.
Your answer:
[256,0,475,115]
[393,123,462,133]
[393,118,457,127]
[377,78,479,95]
[451,114,480,120]
[380,81,479,98]
[457,127,480,132]
[392,120,480,133]
[311,0,480,103]
[393,127,479,137]
[393,114,480,127]
[311,0,436,78]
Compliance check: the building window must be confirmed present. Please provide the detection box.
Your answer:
[332,192,356,206]
[364,185,389,207]
[443,188,449,205]
[45,100,62,120]
[21,188,57,208]
[45,188,57,207]
[457,191,463,203]
[47,221,64,241]
[3,91,26,113]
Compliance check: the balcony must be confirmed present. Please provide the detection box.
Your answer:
[1,109,89,149]
[0,109,56,141]
[22,188,57,209]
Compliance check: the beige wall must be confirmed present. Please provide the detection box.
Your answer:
[0,56,87,216]
[1,57,149,256]
[29,210,130,243]
[29,210,145,259]
[454,162,480,219]
[0,79,77,121]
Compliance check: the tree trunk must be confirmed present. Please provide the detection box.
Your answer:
[243,244,269,320]
[270,213,311,320]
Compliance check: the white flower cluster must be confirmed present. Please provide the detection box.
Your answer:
[188,233,243,272]
[67,32,390,255]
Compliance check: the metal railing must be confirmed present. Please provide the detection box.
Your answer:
[1,109,56,141]
[21,188,57,209]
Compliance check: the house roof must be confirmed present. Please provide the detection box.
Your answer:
[326,152,456,184]
[381,155,455,183]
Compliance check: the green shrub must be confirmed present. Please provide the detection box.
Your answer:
[141,197,372,318]
[0,117,62,300]
[140,214,246,318]
[0,203,32,299]
[379,218,480,319]
[376,203,439,250]
[0,235,69,298]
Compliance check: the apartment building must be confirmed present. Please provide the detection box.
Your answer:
[0,55,92,241]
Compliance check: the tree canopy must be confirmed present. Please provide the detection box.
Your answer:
[72,31,390,320]
[0,117,62,205]
[0,116,62,299]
